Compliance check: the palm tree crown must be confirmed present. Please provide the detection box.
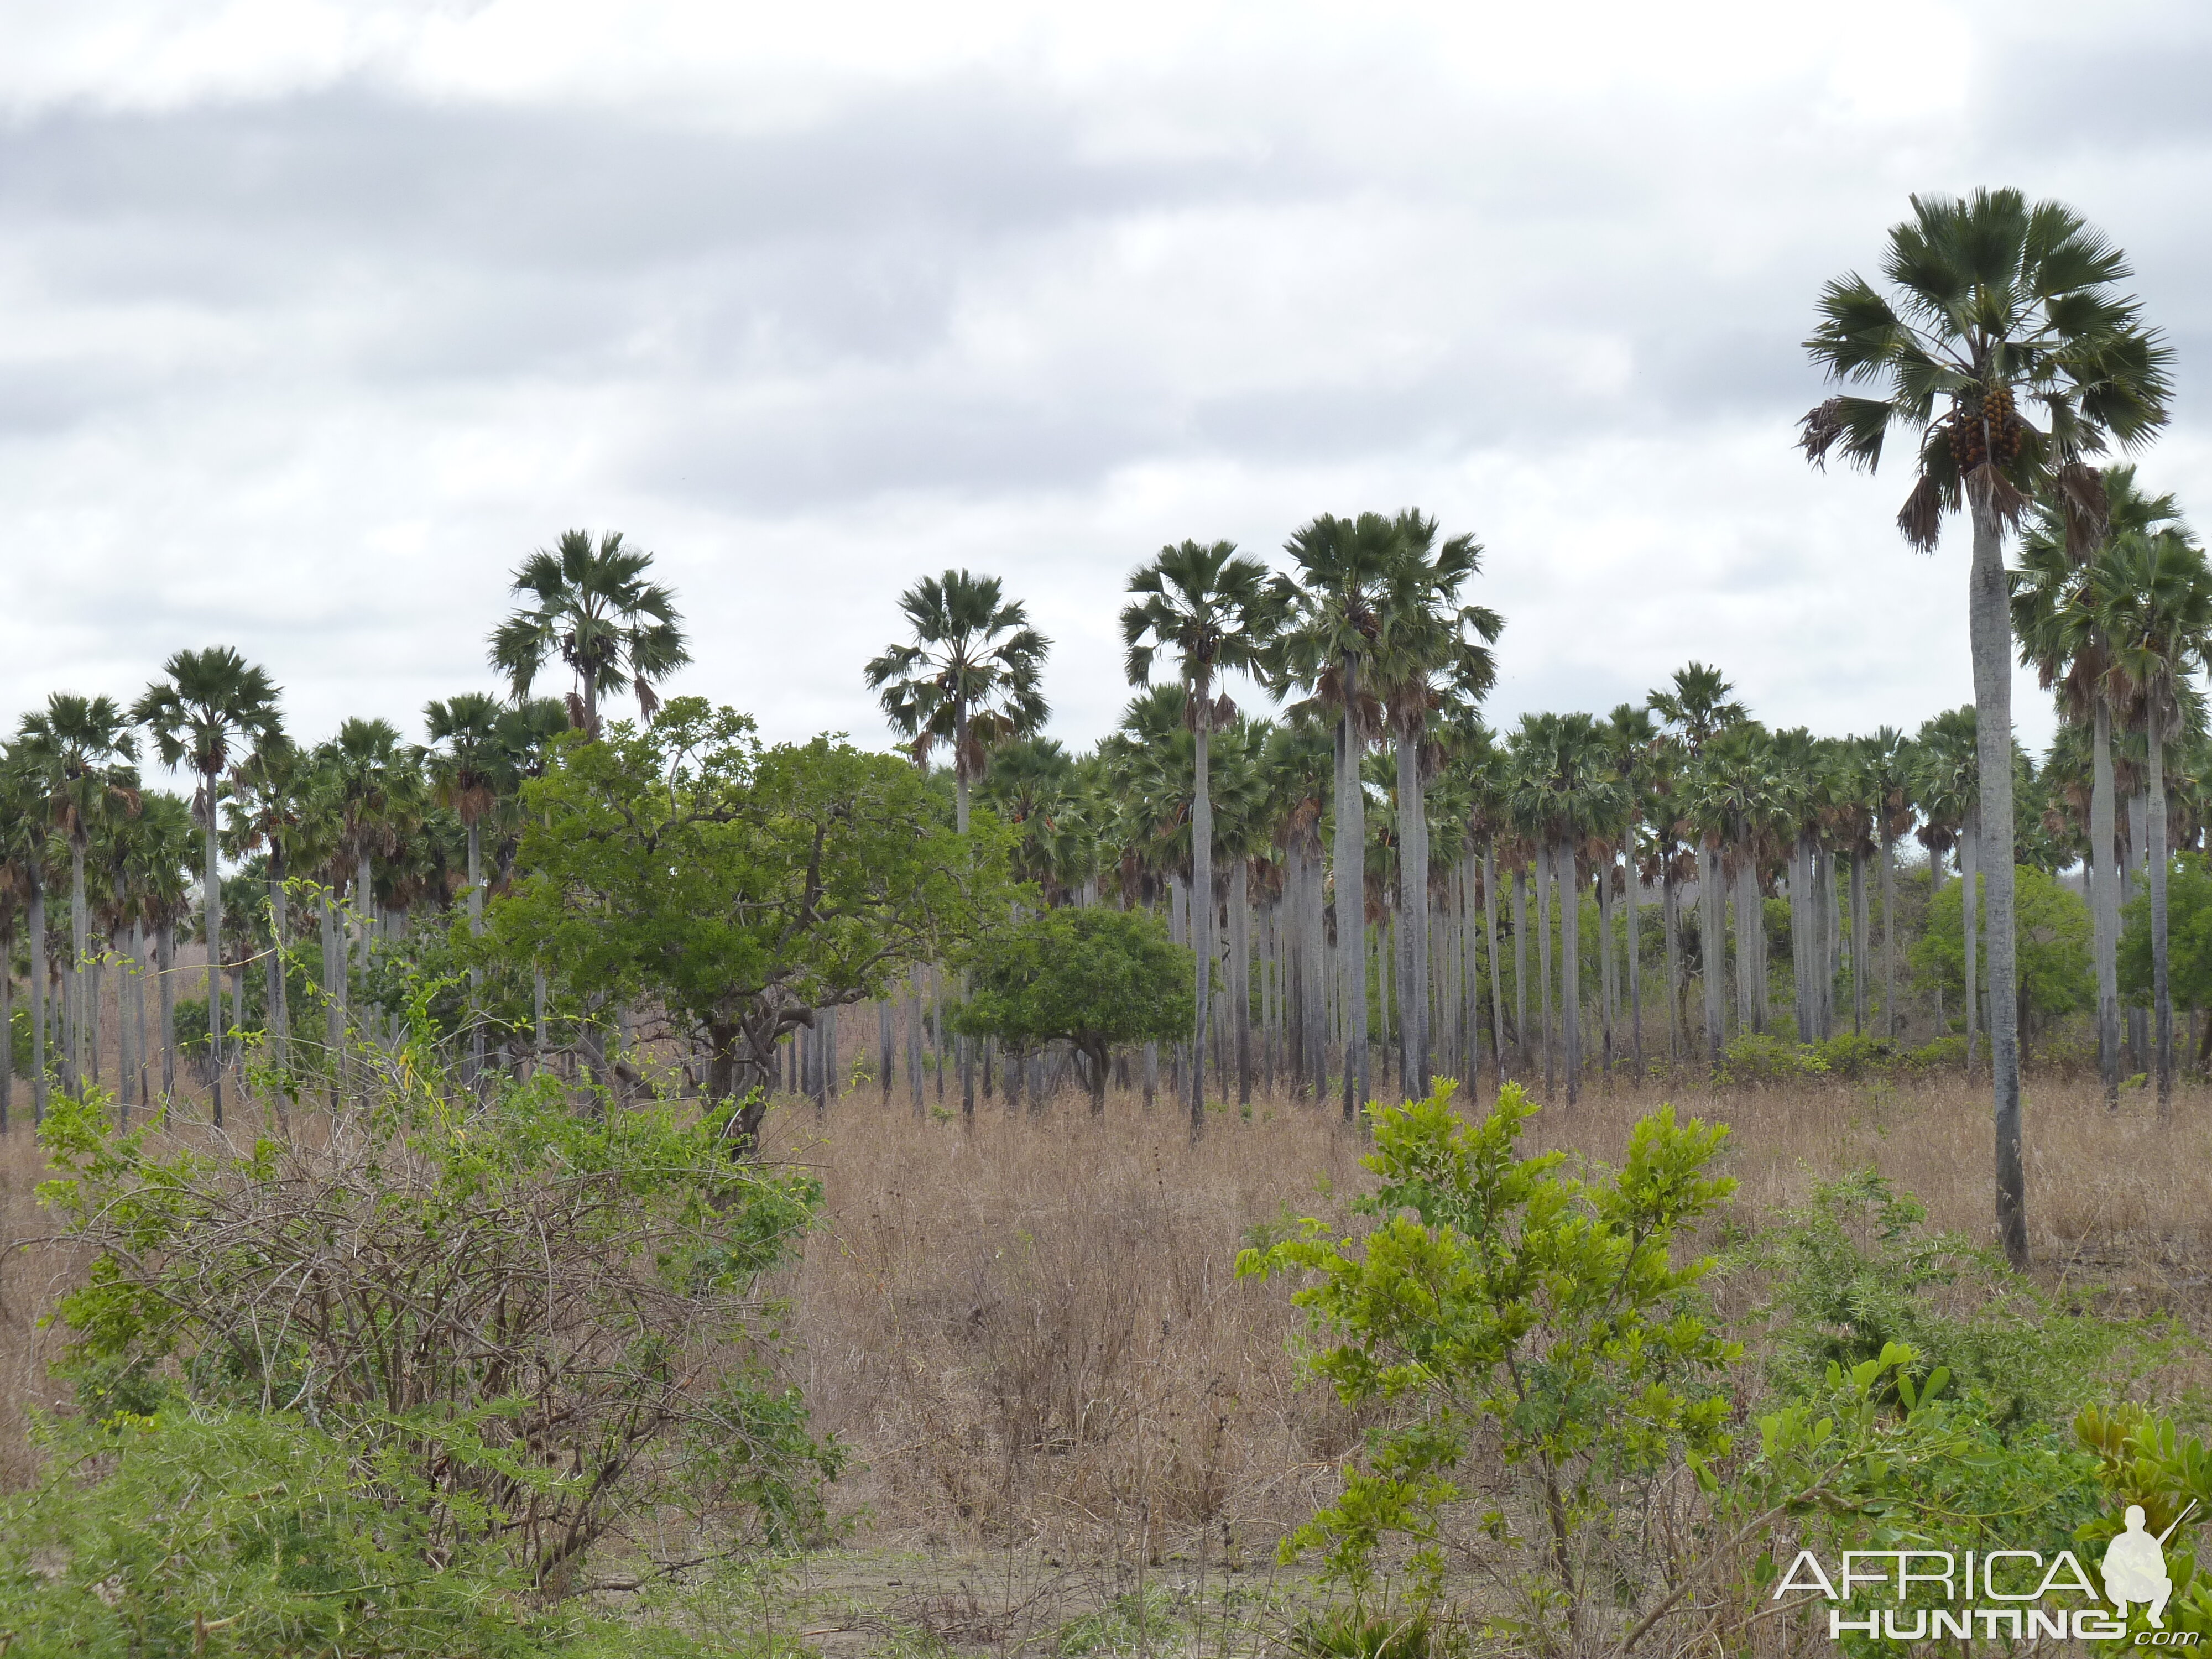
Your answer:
[1799,187,2172,550]
[489,529,691,737]
[863,569,1050,833]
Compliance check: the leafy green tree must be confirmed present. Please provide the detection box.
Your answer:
[2119,858,2212,1067]
[952,906,1193,1113]
[489,528,691,738]
[1801,187,2173,1269]
[1237,1081,1738,1642]
[480,699,1013,1148]
[1914,862,2091,1037]
[133,646,283,1126]
[1121,538,1271,1136]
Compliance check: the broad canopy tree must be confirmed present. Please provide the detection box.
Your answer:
[479,699,1013,1149]
[952,905,1194,1113]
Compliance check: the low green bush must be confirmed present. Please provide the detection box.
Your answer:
[1717,1031,1828,1085]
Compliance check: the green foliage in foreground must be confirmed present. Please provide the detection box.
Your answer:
[1738,1167,2171,1436]
[3,1026,844,1653]
[0,1407,544,1657]
[1237,1081,1739,1623]
[952,906,1193,1109]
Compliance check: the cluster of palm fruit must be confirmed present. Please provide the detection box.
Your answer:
[1949,382,2026,471]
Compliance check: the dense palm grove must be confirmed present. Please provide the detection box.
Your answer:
[0,196,2200,1211]
[11,177,2212,1656]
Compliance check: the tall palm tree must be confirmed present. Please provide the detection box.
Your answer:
[1369,512,1501,1098]
[0,760,54,1123]
[1603,705,1659,1077]
[1648,663,1749,1071]
[15,695,140,1094]
[490,529,691,739]
[2013,465,2184,1105]
[227,734,316,1087]
[1121,538,1272,1138]
[133,648,281,1125]
[865,570,1051,837]
[1801,188,2172,1269]
[423,693,509,937]
[2099,524,2212,1118]
[1264,512,1400,1120]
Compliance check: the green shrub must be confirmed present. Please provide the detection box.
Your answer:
[0,1406,545,1657]
[35,1031,841,1609]
[1238,1079,1738,1639]
[1902,1033,1966,1071]
[1717,1031,1827,1086]
[1806,1031,1898,1079]
[1734,1167,2171,1435]
[1290,1599,1457,1659]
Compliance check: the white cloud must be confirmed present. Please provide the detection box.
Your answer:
[0,0,2205,786]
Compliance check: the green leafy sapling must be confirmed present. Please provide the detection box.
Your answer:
[1237,1081,1739,1641]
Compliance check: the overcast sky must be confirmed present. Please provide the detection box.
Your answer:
[5,0,2209,781]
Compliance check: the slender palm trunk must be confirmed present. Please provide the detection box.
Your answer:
[158,918,176,1099]
[2150,699,2174,1117]
[1623,828,1642,1078]
[1973,814,1991,1071]
[1393,727,1426,1097]
[1232,858,1252,1106]
[1303,828,1328,1097]
[28,873,46,1123]
[1536,843,1556,1097]
[1338,662,1368,1119]
[268,849,289,1086]
[2090,700,2121,1107]
[1881,833,1897,1041]
[204,780,224,1125]
[1558,837,1580,1104]
[1597,858,1616,1076]
[1662,855,1681,1060]
[1732,840,1756,1038]
[1483,844,1507,1085]
[2127,791,2149,1071]
[1512,862,1530,1077]
[1967,492,2026,1269]
[466,818,485,1081]
[1700,844,1724,1073]
[1850,847,1868,1036]
[1191,709,1212,1137]
[69,840,88,1095]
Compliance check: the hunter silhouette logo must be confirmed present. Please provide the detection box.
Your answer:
[2105,1502,2199,1630]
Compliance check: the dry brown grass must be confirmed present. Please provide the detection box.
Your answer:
[767,1063,2212,1563]
[7,1051,2211,1573]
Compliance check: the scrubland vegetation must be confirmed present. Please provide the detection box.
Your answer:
[6,186,2212,1655]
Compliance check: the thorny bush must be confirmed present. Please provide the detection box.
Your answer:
[29,1046,840,1602]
